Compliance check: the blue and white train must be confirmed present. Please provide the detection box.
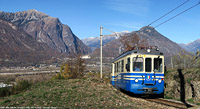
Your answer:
[111,47,164,97]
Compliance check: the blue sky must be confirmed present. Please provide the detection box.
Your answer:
[0,0,200,44]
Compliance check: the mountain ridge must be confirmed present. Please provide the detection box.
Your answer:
[90,26,185,65]
[82,31,129,51]
[179,38,200,53]
[0,18,65,67]
[0,9,91,55]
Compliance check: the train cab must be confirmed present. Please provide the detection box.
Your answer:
[111,47,164,96]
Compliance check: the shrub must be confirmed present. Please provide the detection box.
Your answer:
[0,87,11,97]
[187,98,194,103]
[52,71,65,80]
[12,80,32,94]
[61,64,71,78]
[53,55,86,79]
[0,80,32,97]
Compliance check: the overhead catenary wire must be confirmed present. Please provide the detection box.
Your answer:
[103,27,120,37]
[148,0,190,26]
[155,1,200,28]
[103,27,117,34]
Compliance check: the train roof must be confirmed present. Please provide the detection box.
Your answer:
[112,48,164,62]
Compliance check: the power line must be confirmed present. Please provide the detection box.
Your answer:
[148,0,190,26]
[155,1,200,28]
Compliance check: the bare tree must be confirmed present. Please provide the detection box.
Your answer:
[120,33,149,51]
[173,50,200,69]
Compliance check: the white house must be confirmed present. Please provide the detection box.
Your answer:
[81,55,91,59]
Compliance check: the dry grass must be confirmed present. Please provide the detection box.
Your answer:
[0,73,55,84]
[0,75,16,83]
[0,75,139,108]
[0,74,55,97]
[15,74,54,84]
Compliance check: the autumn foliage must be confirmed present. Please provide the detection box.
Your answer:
[54,55,86,79]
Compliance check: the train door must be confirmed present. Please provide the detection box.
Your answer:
[144,57,155,85]
[125,57,131,72]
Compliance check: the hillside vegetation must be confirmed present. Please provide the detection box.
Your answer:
[0,74,173,108]
[0,77,138,108]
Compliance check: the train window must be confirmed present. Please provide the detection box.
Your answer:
[145,58,152,72]
[126,58,130,72]
[133,57,143,72]
[154,58,163,72]
[115,63,117,72]
[118,61,121,72]
[121,60,124,72]
[116,63,118,72]
[118,62,119,72]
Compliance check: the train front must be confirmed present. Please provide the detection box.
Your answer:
[127,49,164,96]
[111,48,165,97]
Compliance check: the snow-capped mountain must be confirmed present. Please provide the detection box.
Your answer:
[82,31,129,51]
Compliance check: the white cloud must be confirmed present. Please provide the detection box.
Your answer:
[104,0,150,15]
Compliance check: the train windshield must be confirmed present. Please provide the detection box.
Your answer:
[133,57,143,72]
[154,58,163,72]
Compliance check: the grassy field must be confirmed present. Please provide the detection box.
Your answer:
[0,77,140,108]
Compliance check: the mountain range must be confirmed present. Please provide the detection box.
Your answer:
[0,9,91,55]
[82,31,129,51]
[179,39,200,53]
[88,26,186,65]
[83,27,200,57]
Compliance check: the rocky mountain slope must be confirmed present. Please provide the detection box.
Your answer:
[0,18,64,67]
[0,9,91,55]
[179,39,200,53]
[91,26,185,64]
[82,31,129,51]
[165,69,200,104]
[136,26,184,57]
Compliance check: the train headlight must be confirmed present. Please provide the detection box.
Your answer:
[158,79,162,83]
[135,79,138,83]
[147,49,151,52]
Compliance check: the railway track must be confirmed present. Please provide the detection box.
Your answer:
[146,98,194,109]
[118,89,195,108]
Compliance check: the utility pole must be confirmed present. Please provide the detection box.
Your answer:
[100,26,103,79]
[99,26,118,79]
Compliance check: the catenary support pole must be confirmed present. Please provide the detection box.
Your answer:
[100,26,103,79]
